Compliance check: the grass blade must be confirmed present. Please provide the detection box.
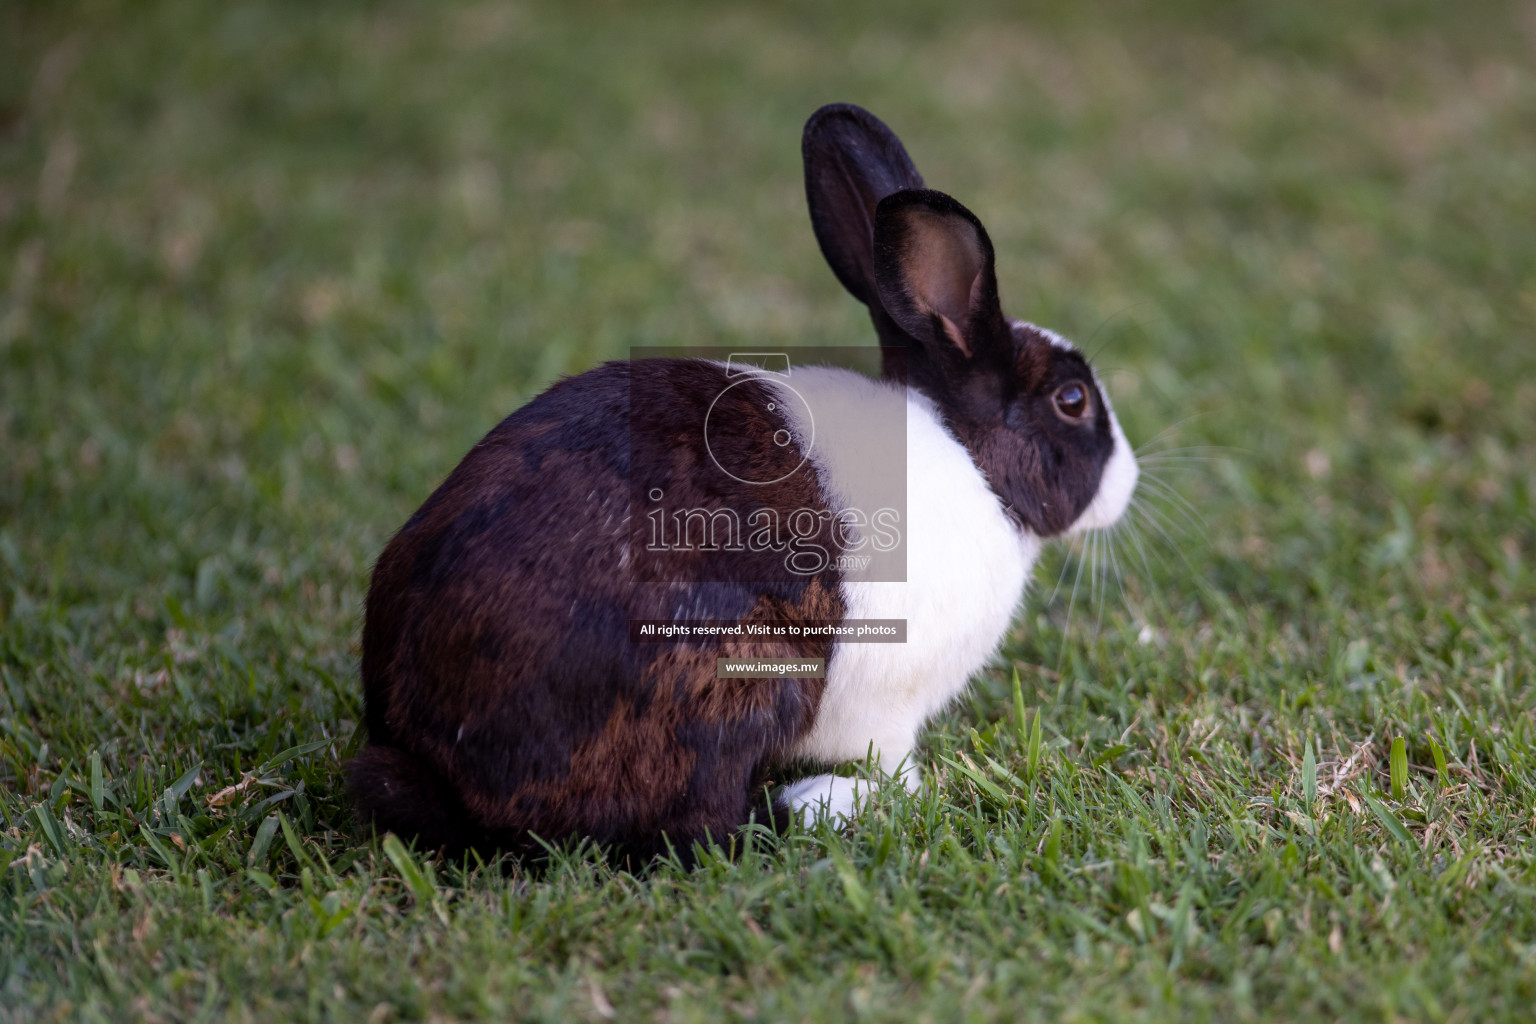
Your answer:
[247,815,279,868]
[1390,737,1408,800]
[278,811,314,872]
[938,753,1009,804]
[383,833,437,904]
[89,751,104,813]
[1362,792,1413,844]
[1012,668,1028,747]
[255,740,331,776]
[33,802,67,855]
[826,843,871,914]
[159,762,203,819]
[980,753,1026,791]
[1092,744,1130,769]
[139,824,180,876]
[1426,733,1449,785]
[1041,817,1062,874]
[1027,707,1044,783]
[1302,740,1317,811]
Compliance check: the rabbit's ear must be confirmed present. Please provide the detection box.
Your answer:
[803,104,925,352]
[873,188,1007,361]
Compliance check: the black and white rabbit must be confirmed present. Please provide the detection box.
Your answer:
[349,103,1138,862]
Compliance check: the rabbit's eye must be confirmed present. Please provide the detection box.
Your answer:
[1052,382,1091,422]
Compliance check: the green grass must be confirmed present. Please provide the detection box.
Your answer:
[3,0,1535,1019]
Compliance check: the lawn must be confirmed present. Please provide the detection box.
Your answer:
[2,0,1535,1020]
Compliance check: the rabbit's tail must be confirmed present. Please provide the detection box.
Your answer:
[347,744,478,854]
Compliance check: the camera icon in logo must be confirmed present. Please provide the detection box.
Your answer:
[703,353,816,486]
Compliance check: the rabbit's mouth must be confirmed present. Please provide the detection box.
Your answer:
[1065,409,1139,536]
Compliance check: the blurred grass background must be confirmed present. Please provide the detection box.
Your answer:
[1,1,1534,1021]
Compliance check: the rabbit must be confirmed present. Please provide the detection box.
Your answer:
[348,102,1139,864]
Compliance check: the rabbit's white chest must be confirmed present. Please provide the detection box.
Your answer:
[767,368,1037,768]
